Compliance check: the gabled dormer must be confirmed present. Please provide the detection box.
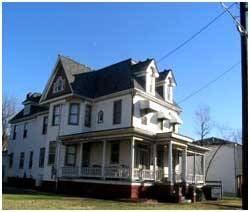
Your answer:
[156,69,176,103]
[39,55,91,103]
[132,59,159,96]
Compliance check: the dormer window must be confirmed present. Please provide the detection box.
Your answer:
[53,76,65,93]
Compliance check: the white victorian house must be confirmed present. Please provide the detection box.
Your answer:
[7,55,209,201]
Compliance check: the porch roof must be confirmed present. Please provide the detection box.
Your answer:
[59,127,209,153]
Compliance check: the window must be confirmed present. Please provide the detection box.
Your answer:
[39,148,46,168]
[68,103,80,125]
[65,145,76,166]
[52,105,60,126]
[141,116,147,125]
[53,76,65,93]
[8,153,13,168]
[159,120,164,130]
[48,141,57,165]
[23,123,28,138]
[13,125,16,140]
[19,152,25,169]
[97,110,104,123]
[113,100,122,125]
[82,143,90,167]
[157,148,164,167]
[84,104,92,127]
[135,144,150,169]
[29,151,33,169]
[167,86,171,101]
[42,116,48,134]
[110,142,120,164]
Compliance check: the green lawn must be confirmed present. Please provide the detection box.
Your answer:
[2,187,242,210]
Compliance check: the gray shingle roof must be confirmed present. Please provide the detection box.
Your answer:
[9,105,49,124]
[193,137,240,146]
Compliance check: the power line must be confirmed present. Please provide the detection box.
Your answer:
[157,3,236,64]
[177,61,241,104]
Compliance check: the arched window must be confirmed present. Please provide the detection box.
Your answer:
[53,76,65,93]
[98,110,104,123]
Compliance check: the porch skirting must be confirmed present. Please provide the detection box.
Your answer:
[56,180,154,199]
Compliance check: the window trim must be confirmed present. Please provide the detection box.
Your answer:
[65,145,77,166]
[13,125,16,140]
[39,147,46,168]
[23,123,28,138]
[42,116,48,134]
[19,152,25,169]
[8,153,14,168]
[113,100,122,125]
[48,141,57,165]
[97,110,104,124]
[110,142,120,164]
[68,103,80,125]
[52,104,61,126]
[29,151,33,169]
[84,104,92,127]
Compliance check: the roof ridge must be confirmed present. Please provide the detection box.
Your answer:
[96,58,133,71]
[59,54,92,71]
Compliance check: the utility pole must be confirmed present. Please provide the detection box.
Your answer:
[240,2,248,210]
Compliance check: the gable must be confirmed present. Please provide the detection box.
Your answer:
[44,62,72,101]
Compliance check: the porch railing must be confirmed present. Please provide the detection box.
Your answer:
[61,166,79,178]
[105,167,130,179]
[81,167,102,177]
[61,166,204,184]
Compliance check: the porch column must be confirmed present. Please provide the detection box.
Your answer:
[202,154,206,183]
[181,147,187,183]
[78,143,83,176]
[193,153,196,184]
[131,137,135,181]
[168,141,173,184]
[102,140,106,179]
[153,142,157,181]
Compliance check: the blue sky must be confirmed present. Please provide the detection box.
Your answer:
[3,2,242,139]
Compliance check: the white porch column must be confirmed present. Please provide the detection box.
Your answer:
[131,137,135,181]
[202,154,206,183]
[193,153,196,184]
[153,143,157,181]
[102,140,106,178]
[78,143,83,176]
[181,147,187,183]
[168,141,173,184]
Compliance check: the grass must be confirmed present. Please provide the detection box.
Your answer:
[2,187,242,210]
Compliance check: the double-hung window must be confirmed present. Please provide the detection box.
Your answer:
[13,126,17,140]
[42,116,48,134]
[52,105,60,126]
[84,104,92,127]
[29,151,33,169]
[110,142,120,164]
[113,100,122,125]
[48,141,57,165]
[23,123,28,138]
[65,145,76,166]
[9,153,13,168]
[19,152,25,169]
[39,148,46,168]
[68,103,80,125]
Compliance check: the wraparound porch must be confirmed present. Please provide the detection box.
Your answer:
[57,129,208,185]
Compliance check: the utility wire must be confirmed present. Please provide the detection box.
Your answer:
[157,3,236,64]
[177,61,241,104]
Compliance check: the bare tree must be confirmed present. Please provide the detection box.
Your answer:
[216,123,242,143]
[195,105,212,141]
[2,95,17,151]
